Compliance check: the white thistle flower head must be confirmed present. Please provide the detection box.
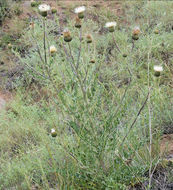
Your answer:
[63,28,72,42]
[133,26,140,35]
[134,26,140,31]
[74,6,86,19]
[74,6,86,14]
[132,26,140,40]
[105,22,117,28]
[51,128,56,133]
[154,65,163,77]
[49,45,57,54]
[51,128,57,137]
[154,65,163,72]
[38,4,50,17]
[105,22,117,32]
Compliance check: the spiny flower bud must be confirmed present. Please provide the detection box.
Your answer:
[31,0,37,7]
[154,65,163,77]
[49,45,57,55]
[105,22,117,32]
[38,4,50,17]
[132,26,140,35]
[89,59,95,63]
[51,128,57,137]
[75,17,82,29]
[132,26,140,40]
[86,34,92,43]
[8,43,12,49]
[63,29,72,42]
[51,7,57,14]
[154,29,159,34]
[74,6,86,19]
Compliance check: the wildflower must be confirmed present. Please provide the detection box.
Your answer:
[105,22,117,32]
[75,17,82,29]
[86,34,92,43]
[132,26,140,35]
[31,0,37,7]
[74,6,86,19]
[154,65,163,77]
[132,26,140,40]
[38,4,50,17]
[8,43,12,49]
[51,128,57,137]
[51,7,57,14]
[29,22,35,29]
[49,45,57,55]
[154,29,159,34]
[63,29,72,42]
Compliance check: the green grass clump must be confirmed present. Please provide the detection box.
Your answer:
[0,0,9,25]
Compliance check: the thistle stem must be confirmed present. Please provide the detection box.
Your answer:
[43,18,62,95]
[76,27,82,70]
[112,33,121,53]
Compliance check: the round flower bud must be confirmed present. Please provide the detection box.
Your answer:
[51,7,57,14]
[8,43,12,49]
[31,0,37,7]
[89,59,95,63]
[105,22,117,32]
[75,17,82,28]
[122,53,127,58]
[86,34,92,43]
[78,12,84,19]
[132,34,139,40]
[132,26,140,40]
[154,29,159,34]
[49,45,57,55]
[154,65,163,77]
[51,128,57,137]
[38,4,50,17]
[63,29,72,42]
[132,26,140,35]
[74,6,86,19]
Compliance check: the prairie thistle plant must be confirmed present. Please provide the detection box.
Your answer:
[8,2,173,190]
